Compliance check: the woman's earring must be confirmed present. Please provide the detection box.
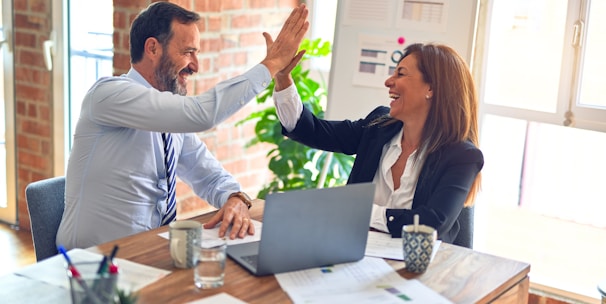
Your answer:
[425,95,431,99]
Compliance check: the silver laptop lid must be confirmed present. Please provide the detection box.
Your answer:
[255,182,376,275]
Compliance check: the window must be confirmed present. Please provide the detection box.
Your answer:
[50,0,113,173]
[316,0,605,300]
[474,0,606,300]
[309,0,338,72]
[68,0,113,148]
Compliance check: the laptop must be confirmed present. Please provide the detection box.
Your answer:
[227,182,376,276]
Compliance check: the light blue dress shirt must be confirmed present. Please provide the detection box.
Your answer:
[56,64,271,249]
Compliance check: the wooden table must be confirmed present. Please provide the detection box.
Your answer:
[90,200,530,304]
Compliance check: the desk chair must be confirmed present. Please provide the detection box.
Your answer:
[25,176,66,261]
[453,206,474,249]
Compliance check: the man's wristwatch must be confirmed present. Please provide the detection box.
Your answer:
[229,191,253,209]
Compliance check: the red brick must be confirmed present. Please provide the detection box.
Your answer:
[15,68,50,86]
[249,154,271,171]
[195,0,221,13]
[201,37,222,52]
[113,11,127,30]
[195,19,206,32]
[17,49,47,68]
[30,0,49,13]
[113,52,131,75]
[169,0,192,10]
[223,158,248,173]
[278,0,298,8]
[114,0,152,10]
[232,14,261,29]
[17,134,41,152]
[16,84,49,102]
[19,151,50,170]
[14,13,47,31]
[207,16,222,32]
[239,32,264,47]
[39,104,50,121]
[26,103,37,118]
[41,140,51,155]
[217,52,233,69]
[234,51,247,66]
[16,100,26,116]
[122,34,131,54]
[222,0,244,11]
[217,125,233,143]
[15,32,36,48]
[198,57,212,73]
[20,120,51,137]
[248,0,276,9]
[14,0,27,10]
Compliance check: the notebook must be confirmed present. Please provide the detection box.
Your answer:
[226,182,376,276]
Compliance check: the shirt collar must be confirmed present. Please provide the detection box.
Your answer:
[389,127,404,149]
[126,68,153,88]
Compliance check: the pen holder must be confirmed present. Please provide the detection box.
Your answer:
[67,261,118,304]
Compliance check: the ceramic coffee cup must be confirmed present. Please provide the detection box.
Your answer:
[169,220,202,268]
[402,215,437,273]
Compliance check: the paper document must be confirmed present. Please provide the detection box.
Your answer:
[275,256,452,303]
[186,292,247,304]
[159,219,262,246]
[14,248,170,292]
[365,231,441,261]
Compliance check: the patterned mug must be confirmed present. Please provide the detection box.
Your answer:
[402,223,437,273]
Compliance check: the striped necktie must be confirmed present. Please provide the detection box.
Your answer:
[161,133,177,225]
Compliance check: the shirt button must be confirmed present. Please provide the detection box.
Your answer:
[388,216,394,222]
[262,81,268,87]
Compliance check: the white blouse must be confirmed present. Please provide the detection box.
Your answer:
[273,84,424,233]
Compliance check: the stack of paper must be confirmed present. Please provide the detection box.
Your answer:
[275,256,452,304]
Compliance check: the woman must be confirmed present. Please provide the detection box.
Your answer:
[273,43,483,244]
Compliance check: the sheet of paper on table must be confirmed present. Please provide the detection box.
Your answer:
[365,231,441,261]
[161,223,440,261]
[14,248,170,292]
[186,292,247,304]
[275,256,453,304]
[158,219,262,246]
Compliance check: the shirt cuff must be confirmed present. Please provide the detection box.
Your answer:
[245,64,273,92]
[273,84,302,132]
[369,204,389,233]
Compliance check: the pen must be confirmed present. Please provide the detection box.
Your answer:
[108,245,119,264]
[96,256,108,274]
[58,245,103,304]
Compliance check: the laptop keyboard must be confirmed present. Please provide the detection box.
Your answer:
[242,254,258,268]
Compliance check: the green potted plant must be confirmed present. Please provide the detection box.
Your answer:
[238,38,354,198]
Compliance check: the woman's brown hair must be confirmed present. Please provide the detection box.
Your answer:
[371,43,481,207]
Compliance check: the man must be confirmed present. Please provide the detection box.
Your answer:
[56,2,308,249]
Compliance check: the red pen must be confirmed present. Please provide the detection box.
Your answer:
[58,245,103,304]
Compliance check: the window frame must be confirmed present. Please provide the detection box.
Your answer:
[476,0,606,133]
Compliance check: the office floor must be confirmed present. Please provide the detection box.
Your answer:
[474,203,604,303]
[0,223,35,276]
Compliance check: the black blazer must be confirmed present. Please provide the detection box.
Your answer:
[283,106,484,244]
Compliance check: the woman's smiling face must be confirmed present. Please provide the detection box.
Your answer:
[384,53,432,123]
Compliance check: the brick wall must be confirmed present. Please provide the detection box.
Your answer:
[14,0,299,230]
[14,0,54,231]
